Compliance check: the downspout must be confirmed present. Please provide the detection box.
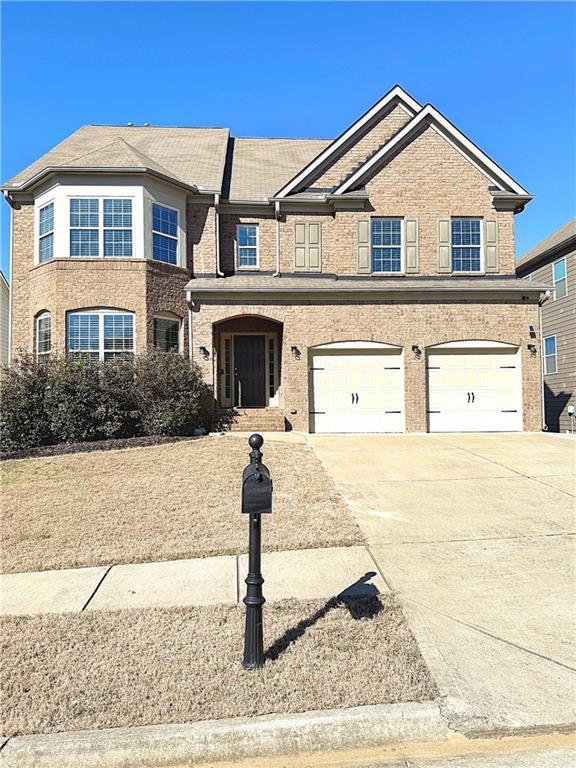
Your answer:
[187,299,193,361]
[538,290,551,431]
[215,193,224,277]
[3,191,14,364]
[273,200,281,277]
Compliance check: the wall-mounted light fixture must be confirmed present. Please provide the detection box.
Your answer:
[291,345,301,359]
[199,346,210,359]
[527,343,537,357]
[411,344,422,359]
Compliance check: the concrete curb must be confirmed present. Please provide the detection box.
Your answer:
[1,701,453,767]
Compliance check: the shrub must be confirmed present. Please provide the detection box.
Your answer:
[0,353,53,452]
[1,352,209,453]
[134,351,207,436]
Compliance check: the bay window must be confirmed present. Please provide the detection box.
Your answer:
[69,198,132,258]
[154,316,180,352]
[38,202,55,263]
[152,203,178,264]
[67,309,134,361]
[36,312,52,359]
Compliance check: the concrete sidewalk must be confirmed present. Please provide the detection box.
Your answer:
[0,545,387,616]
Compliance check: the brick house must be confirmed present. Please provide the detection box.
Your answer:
[2,86,550,433]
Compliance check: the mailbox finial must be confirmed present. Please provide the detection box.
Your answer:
[248,433,264,464]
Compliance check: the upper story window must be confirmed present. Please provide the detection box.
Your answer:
[371,218,402,273]
[154,316,180,352]
[36,312,52,359]
[451,218,482,272]
[553,257,567,300]
[69,198,133,258]
[237,225,259,269]
[68,309,134,362]
[39,203,55,263]
[152,203,178,264]
[543,336,557,375]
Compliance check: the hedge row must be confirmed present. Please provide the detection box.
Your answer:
[0,352,211,453]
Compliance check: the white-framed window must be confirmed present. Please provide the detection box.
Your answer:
[154,315,181,352]
[36,312,52,359]
[553,257,567,300]
[152,203,178,264]
[371,218,403,273]
[543,335,557,375]
[39,202,55,263]
[237,224,259,269]
[69,197,133,258]
[67,309,134,362]
[451,218,482,272]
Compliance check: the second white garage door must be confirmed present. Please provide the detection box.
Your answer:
[427,342,522,432]
[309,344,404,433]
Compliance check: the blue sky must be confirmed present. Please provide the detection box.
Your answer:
[1,1,575,276]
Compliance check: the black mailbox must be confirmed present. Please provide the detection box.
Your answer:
[242,461,272,515]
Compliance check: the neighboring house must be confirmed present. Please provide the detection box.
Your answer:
[0,271,9,366]
[1,85,550,434]
[516,220,575,432]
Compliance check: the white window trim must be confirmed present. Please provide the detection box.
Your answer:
[543,335,557,376]
[236,224,260,271]
[151,201,180,266]
[37,202,55,263]
[553,257,567,300]
[370,217,405,275]
[36,311,51,359]
[68,196,135,259]
[67,308,135,362]
[451,217,484,274]
[153,313,183,353]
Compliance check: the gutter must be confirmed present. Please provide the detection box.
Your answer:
[273,201,281,277]
[214,193,224,277]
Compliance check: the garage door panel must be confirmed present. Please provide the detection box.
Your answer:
[310,349,404,433]
[427,348,522,433]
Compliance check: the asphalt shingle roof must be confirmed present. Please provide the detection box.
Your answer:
[516,218,576,270]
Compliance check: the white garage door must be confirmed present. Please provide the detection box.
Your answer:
[310,347,404,433]
[427,345,522,432]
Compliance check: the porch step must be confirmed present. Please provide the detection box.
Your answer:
[225,407,286,432]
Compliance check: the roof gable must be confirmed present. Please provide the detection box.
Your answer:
[62,138,182,181]
[333,105,529,196]
[274,85,422,198]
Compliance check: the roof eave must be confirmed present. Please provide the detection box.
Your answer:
[516,234,576,273]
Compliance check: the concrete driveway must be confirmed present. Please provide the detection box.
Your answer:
[309,433,576,736]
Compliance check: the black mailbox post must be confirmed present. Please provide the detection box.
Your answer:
[241,433,272,669]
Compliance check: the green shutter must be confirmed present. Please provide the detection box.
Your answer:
[438,219,451,273]
[484,219,498,273]
[294,222,307,271]
[405,218,419,274]
[358,219,371,274]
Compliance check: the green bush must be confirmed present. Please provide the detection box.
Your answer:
[0,352,209,453]
[0,354,53,452]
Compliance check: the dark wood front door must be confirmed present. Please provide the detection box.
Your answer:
[234,335,266,407]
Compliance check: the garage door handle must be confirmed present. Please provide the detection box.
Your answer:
[467,392,471,403]
[472,392,475,403]
[356,393,359,404]
[351,393,359,405]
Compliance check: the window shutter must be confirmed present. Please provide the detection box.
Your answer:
[405,219,419,273]
[308,222,321,271]
[294,222,307,271]
[438,219,451,273]
[484,219,498,273]
[358,219,371,274]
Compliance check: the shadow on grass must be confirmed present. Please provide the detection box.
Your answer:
[265,572,382,662]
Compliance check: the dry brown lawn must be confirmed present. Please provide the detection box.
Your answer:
[1,595,437,736]
[1,435,363,574]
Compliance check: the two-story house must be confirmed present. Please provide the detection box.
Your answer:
[516,219,575,432]
[2,86,550,433]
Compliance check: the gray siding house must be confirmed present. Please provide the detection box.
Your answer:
[517,219,576,432]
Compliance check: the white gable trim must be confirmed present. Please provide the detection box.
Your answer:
[334,104,529,196]
[274,86,422,198]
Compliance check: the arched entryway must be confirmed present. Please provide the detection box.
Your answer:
[214,315,283,409]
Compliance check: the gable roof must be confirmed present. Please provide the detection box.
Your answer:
[3,125,230,193]
[334,104,529,196]
[516,218,576,271]
[274,85,422,198]
[227,137,331,201]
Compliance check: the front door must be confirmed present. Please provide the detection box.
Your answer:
[234,335,266,407]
